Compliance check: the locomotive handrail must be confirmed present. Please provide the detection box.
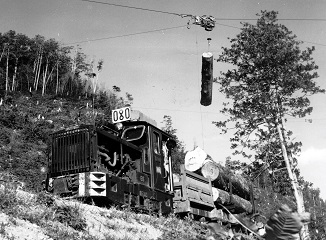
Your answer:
[98,146,117,167]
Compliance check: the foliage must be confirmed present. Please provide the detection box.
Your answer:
[215,10,323,158]
[225,157,250,175]
[0,188,93,239]
[0,187,24,216]
[254,187,297,220]
[214,10,324,196]
[302,182,326,239]
[157,216,208,240]
[94,86,134,127]
[161,115,186,173]
[35,191,55,207]
[0,30,98,97]
[53,203,87,231]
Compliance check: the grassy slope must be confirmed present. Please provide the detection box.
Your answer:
[0,186,216,240]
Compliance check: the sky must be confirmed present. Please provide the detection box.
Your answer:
[1,0,326,200]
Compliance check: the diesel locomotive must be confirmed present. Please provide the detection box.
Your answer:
[45,108,250,221]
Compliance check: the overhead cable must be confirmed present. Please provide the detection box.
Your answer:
[63,25,188,45]
[79,0,326,46]
[81,0,326,22]
[64,22,326,48]
[81,0,185,16]
[215,18,326,21]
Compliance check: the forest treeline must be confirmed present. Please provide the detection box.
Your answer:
[0,30,326,239]
[0,30,132,100]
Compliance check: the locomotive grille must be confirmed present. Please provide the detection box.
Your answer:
[50,127,92,176]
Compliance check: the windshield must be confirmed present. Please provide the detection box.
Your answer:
[122,125,145,141]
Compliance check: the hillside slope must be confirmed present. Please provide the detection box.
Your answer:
[0,186,228,240]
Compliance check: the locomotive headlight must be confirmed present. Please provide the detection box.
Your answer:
[115,122,123,130]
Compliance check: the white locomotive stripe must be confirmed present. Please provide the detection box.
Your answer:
[79,173,86,196]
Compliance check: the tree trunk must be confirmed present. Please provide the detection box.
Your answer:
[11,57,18,92]
[35,54,42,91]
[33,54,38,90]
[5,48,9,92]
[212,187,252,213]
[56,62,59,95]
[211,163,251,200]
[44,63,57,95]
[0,45,7,63]
[34,49,43,91]
[42,58,49,96]
[276,119,310,240]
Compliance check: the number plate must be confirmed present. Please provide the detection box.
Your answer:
[112,107,131,123]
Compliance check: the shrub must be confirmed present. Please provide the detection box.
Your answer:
[35,191,55,207]
[53,203,87,231]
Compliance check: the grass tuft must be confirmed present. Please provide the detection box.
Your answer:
[53,203,87,231]
[35,191,55,207]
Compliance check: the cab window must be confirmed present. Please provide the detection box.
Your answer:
[122,125,148,147]
[153,132,160,154]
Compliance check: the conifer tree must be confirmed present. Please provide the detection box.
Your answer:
[215,11,325,239]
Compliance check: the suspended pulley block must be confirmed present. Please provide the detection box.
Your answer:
[184,15,216,31]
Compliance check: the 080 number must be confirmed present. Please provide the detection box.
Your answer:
[112,107,131,123]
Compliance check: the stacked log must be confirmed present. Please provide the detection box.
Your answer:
[200,159,220,181]
[186,151,251,200]
[184,147,253,214]
[184,147,207,172]
[212,162,251,201]
[212,187,252,213]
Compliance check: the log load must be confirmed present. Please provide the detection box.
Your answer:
[212,187,252,214]
[212,162,251,201]
[184,147,207,172]
[200,159,220,181]
[185,147,252,201]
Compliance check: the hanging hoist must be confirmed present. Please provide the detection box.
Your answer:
[200,38,214,106]
[182,14,216,31]
[179,14,215,105]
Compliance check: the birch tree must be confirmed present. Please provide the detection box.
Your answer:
[10,34,30,91]
[41,39,60,95]
[215,11,324,240]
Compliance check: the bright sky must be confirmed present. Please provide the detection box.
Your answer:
[1,0,326,200]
